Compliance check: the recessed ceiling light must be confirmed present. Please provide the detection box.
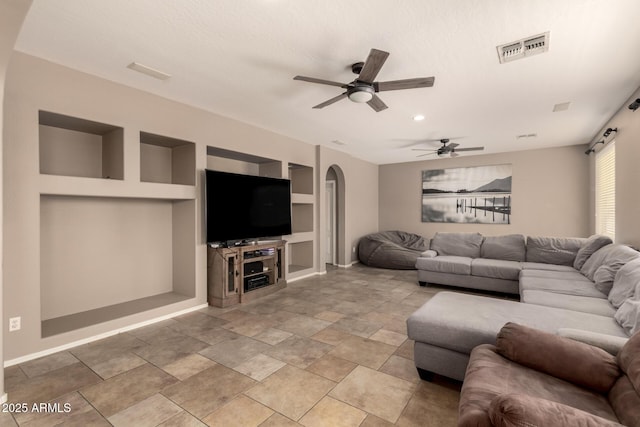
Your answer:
[412,114,425,121]
[553,102,571,112]
[127,62,171,80]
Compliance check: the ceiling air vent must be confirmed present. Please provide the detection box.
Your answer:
[497,32,549,64]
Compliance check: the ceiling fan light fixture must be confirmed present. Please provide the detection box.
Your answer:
[348,86,374,103]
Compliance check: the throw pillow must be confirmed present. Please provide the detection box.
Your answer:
[593,264,618,295]
[615,299,640,336]
[574,234,613,270]
[480,234,526,261]
[581,244,639,282]
[609,258,640,308]
[430,232,483,258]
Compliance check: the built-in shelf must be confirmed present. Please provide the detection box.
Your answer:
[41,292,191,337]
[140,132,196,185]
[292,203,314,233]
[288,240,314,274]
[207,146,283,178]
[289,163,313,195]
[39,111,124,180]
[39,174,197,200]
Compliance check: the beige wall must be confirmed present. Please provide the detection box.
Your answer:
[40,197,175,319]
[3,52,378,361]
[379,145,590,239]
[317,146,379,268]
[588,86,640,247]
[1,0,32,399]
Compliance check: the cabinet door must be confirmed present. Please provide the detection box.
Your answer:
[224,254,239,297]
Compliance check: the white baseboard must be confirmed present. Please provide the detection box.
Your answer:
[336,261,359,268]
[4,303,208,367]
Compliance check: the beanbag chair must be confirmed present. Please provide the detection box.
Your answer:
[358,231,429,269]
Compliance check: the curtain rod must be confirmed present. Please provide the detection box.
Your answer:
[585,127,617,155]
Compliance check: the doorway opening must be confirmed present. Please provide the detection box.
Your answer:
[325,165,345,266]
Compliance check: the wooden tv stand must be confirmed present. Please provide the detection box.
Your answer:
[207,240,286,308]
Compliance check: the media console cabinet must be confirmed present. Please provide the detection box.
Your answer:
[207,240,286,307]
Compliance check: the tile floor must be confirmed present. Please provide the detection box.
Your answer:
[1,265,463,427]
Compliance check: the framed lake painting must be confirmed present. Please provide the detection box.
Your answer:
[421,164,512,224]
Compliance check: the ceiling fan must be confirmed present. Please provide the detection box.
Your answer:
[293,48,435,112]
[412,139,484,158]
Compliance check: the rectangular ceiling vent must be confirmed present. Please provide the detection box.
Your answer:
[497,31,549,64]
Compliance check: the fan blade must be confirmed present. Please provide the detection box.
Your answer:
[376,77,435,92]
[367,94,388,112]
[440,142,459,153]
[411,148,437,152]
[294,76,346,88]
[313,92,348,109]
[416,152,437,157]
[358,49,389,83]
[454,146,484,152]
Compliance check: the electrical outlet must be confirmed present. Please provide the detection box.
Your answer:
[9,317,21,332]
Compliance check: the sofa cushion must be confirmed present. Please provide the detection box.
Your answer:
[574,234,614,270]
[406,292,628,356]
[594,264,619,295]
[520,268,586,281]
[480,234,525,262]
[526,236,585,266]
[520,276,607,299]
[415,255,471,275]
[459,344,619,426]
[430,232,483,258]
[496,322,620,393]
[581,244,640,282]
[521,290,616,317]
[615,299,640,336]
[521,262,578,272]
[471,258,522,281]
[609,258,640,308]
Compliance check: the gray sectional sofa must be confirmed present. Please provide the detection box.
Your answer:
[407,232,640,381]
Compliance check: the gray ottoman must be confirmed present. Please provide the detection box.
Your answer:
[406,292,627,381]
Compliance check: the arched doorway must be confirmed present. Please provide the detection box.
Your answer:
[325,165,345,266]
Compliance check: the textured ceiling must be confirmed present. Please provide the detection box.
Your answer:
[14,0,640,164]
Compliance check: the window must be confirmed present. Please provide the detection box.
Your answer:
[595,141,615,239]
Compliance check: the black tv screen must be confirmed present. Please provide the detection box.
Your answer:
[205,170,292,243]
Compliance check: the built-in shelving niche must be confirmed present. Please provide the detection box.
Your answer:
[40,195,196,338]
[288,163,313,195]
[288,240,314,273]
[287,163,315,276]
[292,203,314,233]
[206,146,282,178]
[140,132,196,185]
[39,111,124,180]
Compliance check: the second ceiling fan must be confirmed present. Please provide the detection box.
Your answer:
[294,48,435,112]
[413,139,484,157]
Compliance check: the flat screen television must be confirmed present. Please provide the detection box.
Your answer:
[205,169,292,243]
